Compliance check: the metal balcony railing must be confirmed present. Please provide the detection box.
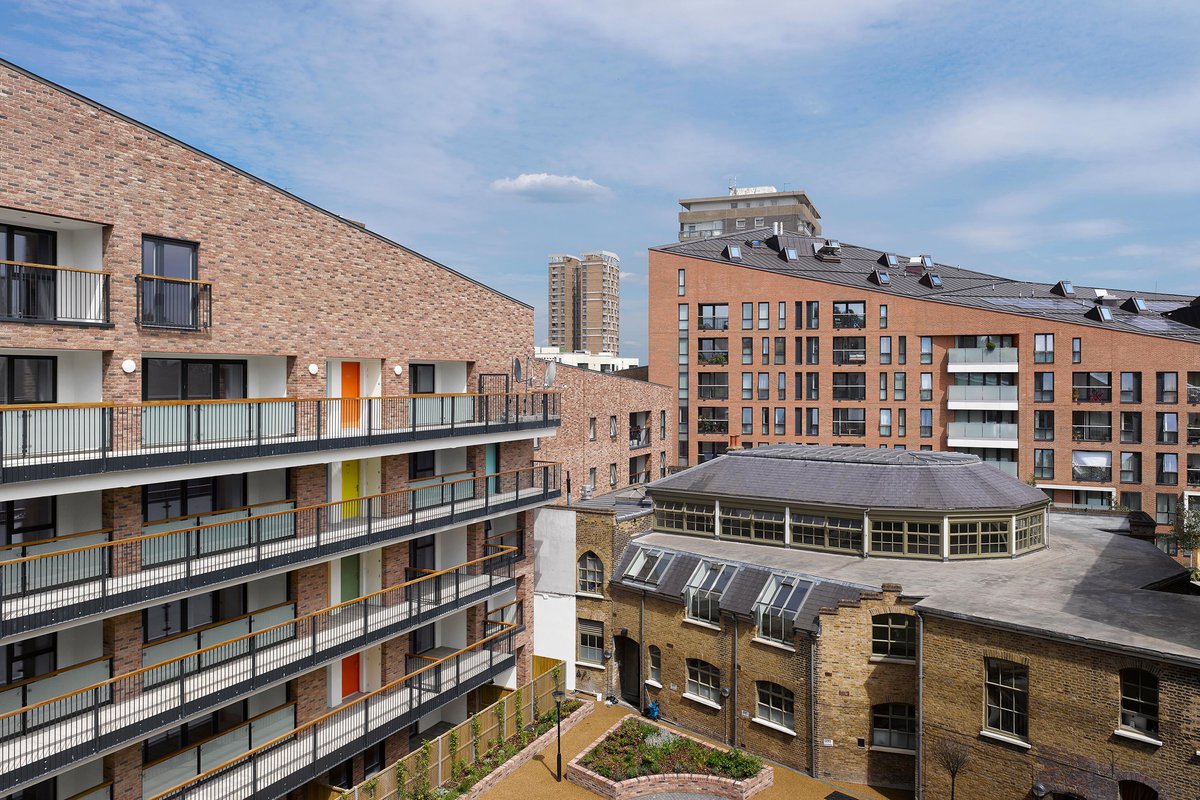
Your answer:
[0,543,519,796]
[0,260,110,325]
[145,614,520,800]
[1071,425,1113,443]
[831,314,866,329]
[697,385,729,400]
[946,385,1018,404]
[1072,386,1112,403]
[1071,465,1112,482]
[0,463,559,639]
[629,428,651,450]
[696,351,729,366]
[696,419,728,435]
[135,275,212,331]
[947,347,1019,365]
[947,422,1019,441]
[697,317,729,331]
[0,390,559,484]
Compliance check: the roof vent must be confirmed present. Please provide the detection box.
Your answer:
[724,244,742,261]
[813,239,841,262]
[1121,296,1148,314]
[920,272,943,288]
[764,234,785,252]
[870,268,892,286]
[1051,280,1075,297]
[1086,305,1114,323]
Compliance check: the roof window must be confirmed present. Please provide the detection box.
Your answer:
[625,547,673,585]
[870,268,892,286]
[1051,280,1075,297]
[881,253,899,267]
[1121,296,1147,314]
[920,255,934,268]
[920,272,943,288]
[1086,305,1114,323]
[725,244,742,261]
[785,247,799,261]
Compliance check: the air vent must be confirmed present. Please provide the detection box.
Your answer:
[1122,296,1148,314]
[813,239,841,262]
[1051,280,1075,297]
[920,272,943,288]
[870,269,892,286]
[724,244,742,261]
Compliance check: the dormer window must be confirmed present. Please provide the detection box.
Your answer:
[920,272,943,288]
[1051,280,1075,297]
[725,245,742,261]
[784,247,798,261]
[624,547,673,585]
[881,253,899,268]
[813,239,842,262]
[870,269,892,286]
[1122,296,1148,314]
[920,255,934,268]
[1087,305,1114,323]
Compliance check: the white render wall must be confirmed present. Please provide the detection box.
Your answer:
[532,506,577,690]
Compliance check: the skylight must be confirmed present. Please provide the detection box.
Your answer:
[726,245,742,260]
[1051,280,1076,297]
[882,253,898,267]
[871,268,892,286]
[1098,306,1113,322]
[624,547,673,585]
[785,248,798,261]
[920,255,934,268]
[921,272,943,288]
[1132,296,1147,312]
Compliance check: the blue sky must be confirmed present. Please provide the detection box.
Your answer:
[4,1,1200,362]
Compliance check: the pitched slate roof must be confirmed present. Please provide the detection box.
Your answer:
[647,445,1049,513]
[654,229,1200,343]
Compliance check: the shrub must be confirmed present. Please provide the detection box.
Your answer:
[580,718,762,782]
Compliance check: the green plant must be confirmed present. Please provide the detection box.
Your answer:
[552,664,562,692]
[470,713,482,763]
[1174,494,1200,554]
[361,776,379,799]
[449,729,461,780]
[412,740,433,800]
[395,758,408,800]
[495,698,507,743]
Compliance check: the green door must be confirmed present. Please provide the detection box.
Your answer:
[340,554,361,602]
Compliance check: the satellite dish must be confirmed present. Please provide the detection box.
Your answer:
[512,357,523,384]
[543,361,557,388]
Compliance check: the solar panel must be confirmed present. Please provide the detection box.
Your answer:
[1124,316,1178,332]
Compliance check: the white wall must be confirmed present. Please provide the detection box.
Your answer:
[54,227,104,271]
[57,350,102,402]
[533,593,576,691]
[436,608,467,650]
[246,573,288,611]
[532,506,578,689]
[246,355,287,398]
[436,527,467,570]
[58,620,103,667]
[56,490,102,535]
[55,757,104,800]
[246,469,287,505]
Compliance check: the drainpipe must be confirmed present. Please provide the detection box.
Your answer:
[916,611,924,800]
[730,615,738,747]
[639,592,646,711]
[810,621,819,777]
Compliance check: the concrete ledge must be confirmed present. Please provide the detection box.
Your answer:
[567,714,774,800]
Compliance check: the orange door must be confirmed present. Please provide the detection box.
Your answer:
[341,653,360,697]
[341,362,361,426]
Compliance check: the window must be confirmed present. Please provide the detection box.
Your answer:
[758,302,769,330]
[578,620,603,665]
[761,406,768,435]
[1072,450,1112,482]
[920,372,933,401]
[879,408,892,437]
[2,632,55,685]
[872,614,916,660]
[777,372,786,400]
[721,506,785,543]
[897,336,907,364]
[897,409,907,437]
[984,658,1029,739]
[832,301,866,329]
[1121,372,1141,403]
[410,363,435,394]
[609,463,617,485]
[1073,372,1112,403]
[879,304,888,329]
[806,301,819,329]
[919,408,933,438]
[740,372,753,400]
[1034,334,1054,363]
[1156,412,1178,444]
[754,216,765,227]
[144,475,246,522]
[879,373,888,401]
[833,408,866,437]
[920,336,932,364]
[872,519,942,557]
[686,659,721,703]
[144,357,246,402]
[756,682,795,731]
[1034,372,1054,402]
[144,586,247,643]
[609,415,618,438]
[740,407,753,435]
[754,574,810,644]
[832,372,867,400]
[778,301,786,329]
[660,410,667,439]
[805,372,819,401]
[588,467,596,489]
[774,337,786,365]
[757,372,769,400]
[735,218,746,229]
[0,496,55,546]
[741,302,753,330]
[140,236,201,329]
[1156,452,1178,485]
[1157,371,1178,403]
[1072,337,1082,363]
[1121,411,1142,444]
[760,336,769,364]
[806,407,819,436]
[588,417,596,441]
[678,303,688,331]
[774,407,786,435]
[1034,449,1054,479]
[1072,410,1112,442]
[1120,452,1142,484]
[1015,513,1045,551]
[677,269,685,296]
[684,561,736,624]
[831,334,867,362]
[806,337,819,365]
[698,304,728,331]
[872,704,916,751]
[1119,669,1159,737]
[144,702,251,766]
[1034,410,1054,441]
[0,355,56,405]
[893,372,906,401]
[624,547,673,584]
[648,646,661,684]
[1156,493,1177,525]
[578,552,603,594]
[791,514,862,552]
[948,520,1010,556]
[880,336,892,364]
[741,337,753,365]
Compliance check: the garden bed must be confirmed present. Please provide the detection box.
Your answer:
[567,715,773,800]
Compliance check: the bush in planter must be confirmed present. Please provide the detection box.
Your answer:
[580,717,762,782]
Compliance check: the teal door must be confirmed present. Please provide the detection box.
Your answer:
[486,444,499,494]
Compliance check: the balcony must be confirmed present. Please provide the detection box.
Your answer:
[946,347,1019,372]
[0,543,518,796]
[697,385,729,400]
[983,460,1019,478]
[0,260,110,326]
[0,390,559,484]
[697,317,729,331]
[1072,386,1112,403]
[0,462,559,639]
[946,385,1018,411]
[1071,425,1113,443]
[696,351,729,366]
[696,419,728,435]
[629,428,650,450]
[1071,466,1112,482]
[946,421,1019,448]
[135,275,212,331]
[146,616,519,800]
[0,656,110,737]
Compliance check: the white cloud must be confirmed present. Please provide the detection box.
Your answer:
[490,173,611,202]
[942,218,1127,251]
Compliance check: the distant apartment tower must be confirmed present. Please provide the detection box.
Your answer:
[548,250,621,354]
[678,184,822,241]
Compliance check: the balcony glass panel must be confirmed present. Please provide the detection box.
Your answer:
[946,422,1018,440]
[947,347,1018,365]
[946,385,1018,403]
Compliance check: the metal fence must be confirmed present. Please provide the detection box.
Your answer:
[0,260,109,324]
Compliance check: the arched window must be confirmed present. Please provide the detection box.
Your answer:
[1119,669,1159,737]
[755,681,795,731]
[578,551,603,594]
[1119,781,1159,800]
[871,703,916,751]
[647,646,661,684]
[871,613,916,660]
[686,658,720,703]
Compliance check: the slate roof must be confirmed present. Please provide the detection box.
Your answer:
[654,228,1200,343]
[647,445,1049,513]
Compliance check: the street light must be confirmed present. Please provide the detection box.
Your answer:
[552,689,567,782]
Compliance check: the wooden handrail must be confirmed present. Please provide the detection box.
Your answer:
[0,461,558,566]
[134,273,214,287]
[0,388,560,412]
[145,622,518,800]
[0,257,109,276]
[0,527,112,555]
[63,780,114,800]
[142,600,296,649]
[0,654,109,694]
[0,540,520,721]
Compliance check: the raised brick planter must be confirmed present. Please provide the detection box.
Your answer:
[457,698,595,800]
[567,714,774,800]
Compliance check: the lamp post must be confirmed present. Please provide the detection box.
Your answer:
[552,689,566,782]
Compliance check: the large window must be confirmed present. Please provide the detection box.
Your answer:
[1121,372,1142,403]
[756,682,795,731]
[1157,371,1178,403]
[1072,410,1112,442]
[871,614,916,660]
[684,561,735,624]
[0,355,55,404]
[623,547,673,585]
[144,475,247,523]
[720,506,785,543]
[578,620,603,665]
[920,336,933,364]
[1156,452,1178,485]
[754,574,810,644]
[1034,449,1054,479]
[832,337,866,365]
[1119,668,1159,738]
[1,632,55,685]
[741,303,753,330]
[872,703,916,751]
[792,514,862,552]
[1072,450,1112,482]
[833,407,866,437]
[141,236,200,329]
[1034,410,1055,441]
[871,519,941,558]
[1072,372,1112,403]
[648,645,661,684]
[832,372,867,400]
[1156,412,1178,444]
[806,301,819,329]
[144,358,246,401]
[1014,513,1045,551]
[578,551,603,594]
[1033,334,1054,363]
[1034,372,1054,402]
[984,658,1029,739]
[0,496,55,545]
[1121,411,1142,444]
[948,520,1009,557]
[698,304,728,331]
[832,301,866,329]
[144,585,247,643]
[698,373,728,400]
[686,659,721,703]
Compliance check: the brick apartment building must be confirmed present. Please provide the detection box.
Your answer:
[530,359,674,504]
[650,229,1200,543]
[0,60,563,800]
[546,445,1200,800]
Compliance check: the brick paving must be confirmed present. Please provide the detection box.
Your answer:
[479,701,913,800]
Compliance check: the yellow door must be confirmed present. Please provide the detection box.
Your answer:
[341,459,360,518]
